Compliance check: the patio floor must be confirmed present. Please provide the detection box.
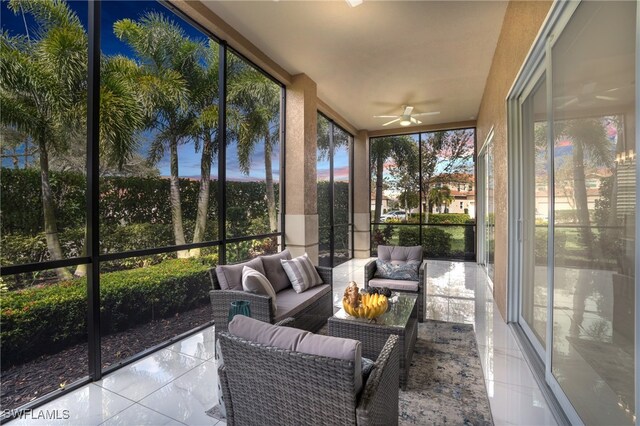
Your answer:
[8,259,557,425]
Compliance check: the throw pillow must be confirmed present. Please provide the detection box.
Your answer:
[280,253,323,293]
[361,357,375,382]
[242,266,277,311]
[374,259,420,281]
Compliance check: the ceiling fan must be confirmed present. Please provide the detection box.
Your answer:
[374,105,440,127]
[556,82,621,110]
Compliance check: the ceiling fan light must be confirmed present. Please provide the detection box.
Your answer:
[399,115,411,126]
[346,0,363,7]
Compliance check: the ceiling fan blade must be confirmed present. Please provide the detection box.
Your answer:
[382,118,401,126]
[558,97,579,109]
[403,106,414,116]
[374,115,399,118]
[412,111,440,116]
[595,95,618,101]
[411,117,422,125]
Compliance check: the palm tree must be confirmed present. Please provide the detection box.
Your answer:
[1,0,87,279]
[227,57,281,233]
[188,40,219,256]
[428,186,454,214]
[2,0,145,279]
[369,136,418,226]
[114,12,199,257]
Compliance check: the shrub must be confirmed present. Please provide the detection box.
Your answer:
[423,228,452,257]
[0,258,211,366]
[371,225,394,254]
[398,227,420,246]
[426,213,471,225]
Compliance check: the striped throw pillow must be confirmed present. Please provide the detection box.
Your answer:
[242,266,277,311]
[281,253,323,293]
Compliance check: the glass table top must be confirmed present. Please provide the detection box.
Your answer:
[333,292,417,327]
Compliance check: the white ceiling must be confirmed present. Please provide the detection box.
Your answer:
[204,1,509,131]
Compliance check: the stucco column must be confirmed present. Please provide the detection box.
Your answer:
[285,74,319,263]
[353,130,370,258]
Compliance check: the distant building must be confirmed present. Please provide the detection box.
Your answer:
[423,173,476,218]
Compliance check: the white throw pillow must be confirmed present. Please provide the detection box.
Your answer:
[280,253,323,293]
[242,266,277,311]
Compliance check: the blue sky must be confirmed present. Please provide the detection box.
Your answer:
[1,0,280,182]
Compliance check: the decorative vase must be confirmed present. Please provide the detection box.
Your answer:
[228,300,251,322]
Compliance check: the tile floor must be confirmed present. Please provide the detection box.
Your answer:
[9,259,558,425]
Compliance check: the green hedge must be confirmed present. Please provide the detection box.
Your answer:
[426,213,471,224]
[397,226,452,258]
[423,228,452,257]
[0,258,210,366]
[1,168,279,235]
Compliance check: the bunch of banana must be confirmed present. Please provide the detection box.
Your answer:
[342,282,388,319]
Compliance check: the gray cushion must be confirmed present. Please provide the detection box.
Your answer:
[260,249,292,293]
[228,315,362,393]
[273,284,331,322]
[216,258,265,291]
[369,278,419,292]
[377,245,422,265]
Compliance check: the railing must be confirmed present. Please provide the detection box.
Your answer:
[370,222,476,261]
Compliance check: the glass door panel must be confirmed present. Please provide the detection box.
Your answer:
[550,1,636,424]
[521,76,549,351]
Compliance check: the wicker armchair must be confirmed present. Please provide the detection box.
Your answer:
[209,262,333,337]
[365,245,426,322]
[218,329,400,426]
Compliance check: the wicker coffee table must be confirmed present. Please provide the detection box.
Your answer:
[328,293,418,390]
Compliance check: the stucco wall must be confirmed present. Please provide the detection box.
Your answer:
[476,0,552,320]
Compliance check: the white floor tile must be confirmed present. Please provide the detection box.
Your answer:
[100,404,184,426]
[139,361,218,426]
[167,327,215,361]
[96,349,202,401]
[486,380,557,426]
[7,385,133,426]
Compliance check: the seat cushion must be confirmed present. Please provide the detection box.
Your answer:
[377,245,422,265]
[216,257,266,291]
[228,315,362,393]
[369,278,419,292]
[273,284,331,322]
[242,266,277,311]
[260,249,292,293]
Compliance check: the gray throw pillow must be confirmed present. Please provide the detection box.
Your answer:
[374,259,420,281]
[280,253,323,293]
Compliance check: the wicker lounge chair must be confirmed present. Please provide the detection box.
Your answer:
[218,315,400,426]
[365,245,426,322]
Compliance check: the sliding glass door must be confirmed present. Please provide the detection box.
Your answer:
[514,1,637,423]
[478,132,495,285]
[521,74,548,355]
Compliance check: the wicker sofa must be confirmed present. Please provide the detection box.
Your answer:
[365,245,426,322]
[218,315,400,426]
[209,249,333,337]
